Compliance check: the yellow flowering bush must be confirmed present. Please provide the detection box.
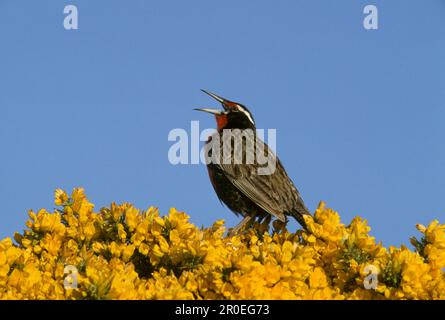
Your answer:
[0,188,444,300]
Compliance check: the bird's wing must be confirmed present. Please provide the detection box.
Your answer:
[215,136,298,222]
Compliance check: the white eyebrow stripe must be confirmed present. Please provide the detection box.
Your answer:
[236,105,255,125]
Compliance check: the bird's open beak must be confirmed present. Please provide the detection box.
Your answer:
[201,89,225,103]
[194,107,224,115]
[200,89,230,111]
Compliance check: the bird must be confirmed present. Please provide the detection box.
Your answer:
[195,89,311,234]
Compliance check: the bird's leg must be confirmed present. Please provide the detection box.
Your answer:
[228,216,254,236]
[255,214,272,233]
[258,214,272,225]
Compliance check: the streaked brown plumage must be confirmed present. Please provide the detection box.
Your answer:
[196,90,310,233]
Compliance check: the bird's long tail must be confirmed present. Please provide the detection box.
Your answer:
[290,199,311,231]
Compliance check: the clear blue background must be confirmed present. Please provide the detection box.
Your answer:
[0,0,444,246]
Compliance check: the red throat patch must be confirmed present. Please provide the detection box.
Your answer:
[215,114,228,130]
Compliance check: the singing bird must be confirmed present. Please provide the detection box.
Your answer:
[195,90,311,234]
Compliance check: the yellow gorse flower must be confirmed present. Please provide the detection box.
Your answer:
[0,189,444,300]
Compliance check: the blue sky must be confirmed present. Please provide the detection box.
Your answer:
[0,0,444,247]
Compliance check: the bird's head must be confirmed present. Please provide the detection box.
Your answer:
[195,90,256,131]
